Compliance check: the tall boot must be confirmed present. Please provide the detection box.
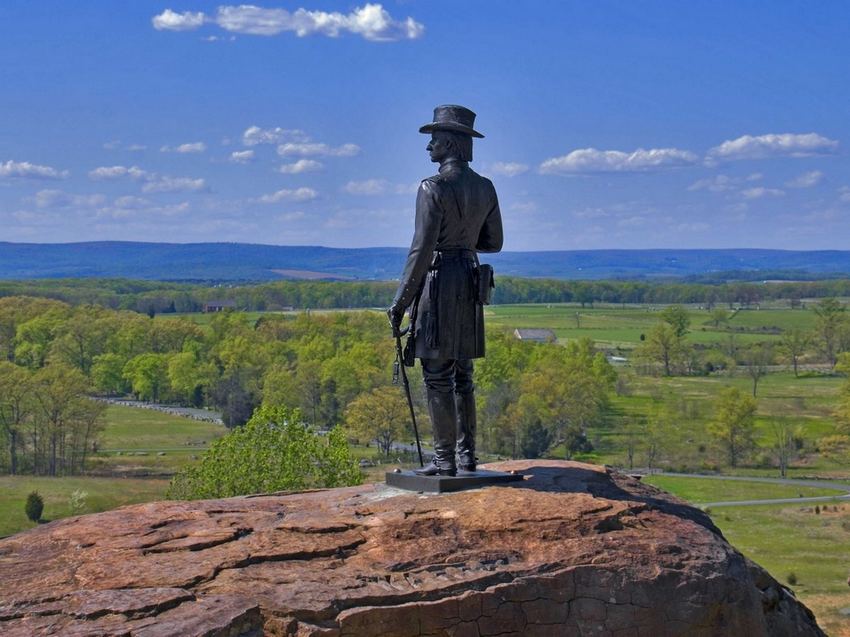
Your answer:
[455,391,477,472]
[414,389,457,476]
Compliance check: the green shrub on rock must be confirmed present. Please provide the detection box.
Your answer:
[25,492,44,522]
[167,405,361,500]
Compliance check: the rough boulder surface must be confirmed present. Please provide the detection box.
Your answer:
[0,460,826,636]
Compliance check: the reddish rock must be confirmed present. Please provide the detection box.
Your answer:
[0,460,826,636]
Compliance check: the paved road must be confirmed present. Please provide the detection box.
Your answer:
[655,471,850,508]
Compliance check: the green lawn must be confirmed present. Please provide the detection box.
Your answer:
[645,475,850,636]
[90,405,227,475]
[0,475,168,537]
[642,475,843,504]
[486,303,819,349]
[711,503,850,637]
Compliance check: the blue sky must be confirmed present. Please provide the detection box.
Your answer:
[2,1,850,250]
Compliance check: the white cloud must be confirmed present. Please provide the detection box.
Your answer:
[31,190,106,209]
[277,142,360,157]
[152,9,206,31]
[161,142,207,153]
[142,176,207,193]
[88,165,149,180]
[279,159,322,174]
[0,160,69,180]
[688,173,764,193]
[839,187,850,203]
[258,187,318,203]
[489,162,529,177]
[229,150,255,164]
[344,179,388,195]
[214,4,424,41]
[786,170,823,188]
[242,125,309,146]
[707,133,838,161]
[101,198,190,219]
[741,187,785,200]
[102,140,147,151]
[539,147,698,174]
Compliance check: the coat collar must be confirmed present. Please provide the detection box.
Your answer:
[438,158,468,174]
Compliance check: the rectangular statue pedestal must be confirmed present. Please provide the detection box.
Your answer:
[385,469,524,493]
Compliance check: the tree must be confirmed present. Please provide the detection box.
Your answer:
[508,339,614,459]
[778,328,810,377]
[0,362,33,474]
[345,386,410,456]
[166,405,361,499]
[744,344,772,397]
[660,305,691,338]
[123,353,170,402]
[91,353,128,395]
[637,322,685,376]
[168,352,215,406]
[709,308,729,328]
[813,298,846,365]
[769,419,800,478]
[709,387,757,467]
[25,491,43,522]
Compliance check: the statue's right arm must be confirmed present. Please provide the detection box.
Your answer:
[392,180,443,311]
[476,185,503,253]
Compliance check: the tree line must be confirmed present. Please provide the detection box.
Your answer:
[4,276,850,313]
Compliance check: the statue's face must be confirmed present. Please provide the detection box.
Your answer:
[426,133,453,163]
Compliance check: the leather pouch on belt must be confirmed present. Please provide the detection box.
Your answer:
[476,264,495,305]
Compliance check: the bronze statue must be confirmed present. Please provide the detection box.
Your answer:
[388,105,503,476]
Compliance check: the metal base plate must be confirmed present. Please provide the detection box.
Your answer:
[385,469,524,493]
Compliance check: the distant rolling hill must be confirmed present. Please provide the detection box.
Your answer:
[2,241,850,281]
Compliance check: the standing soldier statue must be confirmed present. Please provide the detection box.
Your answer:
[388,105,503,477]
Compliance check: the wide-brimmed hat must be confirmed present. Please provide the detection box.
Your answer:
[419,105,484,138]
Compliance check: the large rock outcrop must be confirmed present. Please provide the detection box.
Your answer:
[0,460,825,636]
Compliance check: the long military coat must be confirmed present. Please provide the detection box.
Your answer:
[392,158,503,360]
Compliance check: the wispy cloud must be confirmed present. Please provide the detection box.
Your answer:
[229,150,255,164]
[153,4,424,42]
[687,173,762,193]
[741,186,785,200]
[258,187,318,203]
[30,190,106,209]
[277,142,360,157]
[279,159,322,174]
[1,160,69,180]
[540,147,698,174]
[839,187,850,203]
[489,162,529,177]
[707,133,838,162]
[103,140,147,151]
[161,142,207,153]
[142,176,207,193]
[786,170,823,188]
[344,179,388,195]
[88,165,149,180]
[242,125,309,146]
[87,165,206,193]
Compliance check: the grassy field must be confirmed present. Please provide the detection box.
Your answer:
[90,405,228,475]
[485,303,819,349]
[642,475,844,504]
[0,475,168,537]
[643,475,850,637]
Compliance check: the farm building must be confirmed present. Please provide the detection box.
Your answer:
[203,300,237,313]
[513,328,557,343]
